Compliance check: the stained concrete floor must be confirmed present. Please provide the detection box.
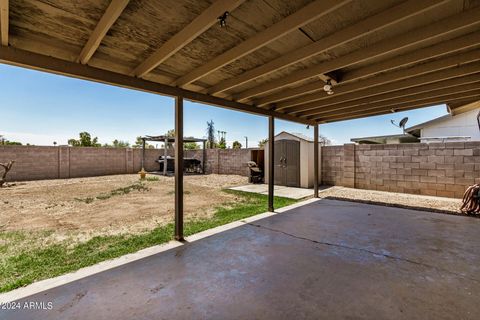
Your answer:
[3,199,480,320]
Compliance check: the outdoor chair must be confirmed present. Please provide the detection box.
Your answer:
[248,161,264,184]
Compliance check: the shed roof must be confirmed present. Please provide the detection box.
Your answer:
[0,0,479,124]
[276,131,313,142]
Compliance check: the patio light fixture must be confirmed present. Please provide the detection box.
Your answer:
[323,79,334,95]
[218,11,229,28]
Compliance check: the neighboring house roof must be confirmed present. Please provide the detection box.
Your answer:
[406,101,480,136]
[275,131,313,142]
[352,100,480,144]
[405,114,451,137]
[350,134,419,144]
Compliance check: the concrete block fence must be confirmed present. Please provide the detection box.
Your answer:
[1,142,479,198]
[0,146,253,181]
[321,142,480,198]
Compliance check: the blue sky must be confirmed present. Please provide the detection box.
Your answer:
[0,64,448,146]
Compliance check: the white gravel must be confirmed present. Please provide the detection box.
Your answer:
[317,186,463,215]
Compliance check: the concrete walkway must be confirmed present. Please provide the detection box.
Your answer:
[2,199,480,319]
[228,184,315,199]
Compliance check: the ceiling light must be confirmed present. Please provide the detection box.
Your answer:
[218,11,229,28]
[323,79,332,92]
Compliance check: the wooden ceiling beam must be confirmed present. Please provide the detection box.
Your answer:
[278,32,480,110]
[296,73,480,118]
[0,0,8,46]
[205,0,447,96]
[261,49,480,112]
[281,62,480,115]
[78,0,130,65]
[133,0,245,78]
[173,0,351,88]
[315,90,480,123]
[248,7,480,105]
[307,82,480,120]
[0,46,315,125]
[341,31,480,85]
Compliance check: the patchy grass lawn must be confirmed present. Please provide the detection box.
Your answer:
[0,190,297,293]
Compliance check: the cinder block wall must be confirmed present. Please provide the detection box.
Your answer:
[3,144,479,198]
[322,142,480,198]
[185,149,252,175]
[321,146,344,185]
[0,146,252,181]
[0,146,59,181]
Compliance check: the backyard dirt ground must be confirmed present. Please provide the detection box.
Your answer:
[0,174,248,238]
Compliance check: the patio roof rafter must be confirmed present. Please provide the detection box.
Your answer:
[259,49,480,113]
[296,73,480,118]
[278,32,480,111]
[309,82,480,120]
[78,0,130,65]
[132,0,246,78]
[0,0,7,46]
[172,0,352,88]
[283,62,480,116]
[246,6,480,106]
[205,0,447,96]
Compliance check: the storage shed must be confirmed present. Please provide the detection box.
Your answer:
[264,132,321,189]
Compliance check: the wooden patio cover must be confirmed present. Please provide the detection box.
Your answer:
[0,0,478,124]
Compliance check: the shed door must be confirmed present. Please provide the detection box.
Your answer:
[274,140,285,185]
[274,140,300,187]
[285,140,300,187]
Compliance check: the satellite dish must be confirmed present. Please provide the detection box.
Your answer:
[399,117,409,129]
[391,117,409,134]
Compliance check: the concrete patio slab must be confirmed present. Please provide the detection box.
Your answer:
[2,199,480,319]
[229,184,314,199]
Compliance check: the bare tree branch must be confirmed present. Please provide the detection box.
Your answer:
[0,160,15,187]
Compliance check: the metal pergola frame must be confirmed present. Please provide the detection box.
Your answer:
[140,135,207,176]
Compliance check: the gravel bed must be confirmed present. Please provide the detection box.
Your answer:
[317,186,466,216]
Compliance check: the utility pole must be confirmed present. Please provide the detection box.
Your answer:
[244,136,248,149]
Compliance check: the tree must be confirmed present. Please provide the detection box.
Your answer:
[104,140,130,148]
[319,134,332,146]
[112,140,130,148]
[3,141,22,145]
[165,129,176,149]
[258,138,268,148]
[185,142,200,150]
[206,120,216,149]
[68,132,100,147]
[218,137,227,149]
[0,161,14,188]
[0,135,22,145]
[232,141,242,149]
